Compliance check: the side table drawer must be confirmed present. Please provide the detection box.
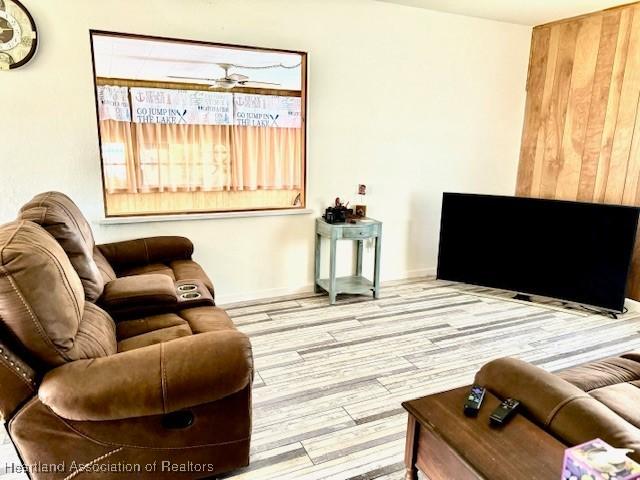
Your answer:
[341,226,377,239]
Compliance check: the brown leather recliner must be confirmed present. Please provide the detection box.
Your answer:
[476,355,640,460]
[0,219,253,479]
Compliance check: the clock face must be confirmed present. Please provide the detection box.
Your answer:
[0,0,37,70]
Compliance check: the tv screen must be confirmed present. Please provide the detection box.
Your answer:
[437,193,640,313]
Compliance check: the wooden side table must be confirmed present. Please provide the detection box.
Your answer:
[314,217,382,304]
[402,387,565,480]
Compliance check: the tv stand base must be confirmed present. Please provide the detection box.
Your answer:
[513,293,531,302]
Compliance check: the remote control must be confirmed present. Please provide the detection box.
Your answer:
[463,385,486,417]
[489,398,520,426]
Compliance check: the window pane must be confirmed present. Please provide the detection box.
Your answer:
[102,143,126,166]
[92,32,306,216]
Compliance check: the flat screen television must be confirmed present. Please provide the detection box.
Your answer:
[436,193,640,313]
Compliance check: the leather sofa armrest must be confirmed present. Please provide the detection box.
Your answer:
[101,274,178,319]
[97,236,194,272]
[476,357,640,452]
[0,338,37,421]
[38,330,253,421]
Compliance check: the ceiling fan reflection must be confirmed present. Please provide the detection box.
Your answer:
[168,62,299,89]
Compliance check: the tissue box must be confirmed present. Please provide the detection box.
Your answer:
[562,439,640,480]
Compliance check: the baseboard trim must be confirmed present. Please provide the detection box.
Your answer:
[216,267,437,305]
[217,284,315,305]
[402,267,436,278]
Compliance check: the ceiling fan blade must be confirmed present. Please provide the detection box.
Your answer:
[123,55,215,65]
[239,80,281,86]
[228,73,249,81]
[167,75,218,82]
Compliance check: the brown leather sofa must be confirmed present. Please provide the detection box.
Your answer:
[18,192,217,321]
[0,193,253,479]
[19,192,214,303]
[476,355,640,460]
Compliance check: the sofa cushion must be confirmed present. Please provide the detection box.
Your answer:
[117,324,193,352]
[116,314,189,340]
[558,356,640,392]
[555,353,640,431]
[116,308,234,351]
[116,307,234,353]
[19,192,105,301]
[180,307,235,333]
[588,383,640,428]
[0,221,116,366]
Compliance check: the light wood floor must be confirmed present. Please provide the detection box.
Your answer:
[3,277,640,479]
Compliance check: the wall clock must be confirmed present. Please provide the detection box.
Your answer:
[0,0,37,70]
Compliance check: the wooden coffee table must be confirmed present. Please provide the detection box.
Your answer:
[402,386,566,480]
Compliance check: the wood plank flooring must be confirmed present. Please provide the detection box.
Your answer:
[3,277,640,479]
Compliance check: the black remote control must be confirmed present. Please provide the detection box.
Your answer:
[489,398,520,426]
[463,385,486,417]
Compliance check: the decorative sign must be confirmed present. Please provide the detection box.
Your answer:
[130,88,233,125]
[97,86,131,122]
[234,94,301,128]
[101,86,301,128]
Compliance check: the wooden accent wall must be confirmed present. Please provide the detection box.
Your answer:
[515,2,640,301]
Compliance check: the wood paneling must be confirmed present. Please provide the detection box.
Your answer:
[516,27,551,197]
[516,2,640,301]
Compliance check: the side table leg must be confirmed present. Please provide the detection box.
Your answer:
[314,233,322,293]
[329,236,337,304]
[355,240,363,277]
[405,467,418,480]
[373,234,381,299]
[404,415,419,480]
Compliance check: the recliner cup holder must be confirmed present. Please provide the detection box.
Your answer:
[180,292,202,300]
[177,284,198,292]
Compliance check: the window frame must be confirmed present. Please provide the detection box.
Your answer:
[89,29,308,218]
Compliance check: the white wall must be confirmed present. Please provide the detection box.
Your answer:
[0,0,531,303]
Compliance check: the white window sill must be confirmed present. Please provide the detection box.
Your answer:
[99,208,314,225]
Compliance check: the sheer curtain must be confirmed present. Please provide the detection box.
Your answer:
[99,119,138,193]
[231,125,303,191]
[100,121,302,193]
[134,123,233,192]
